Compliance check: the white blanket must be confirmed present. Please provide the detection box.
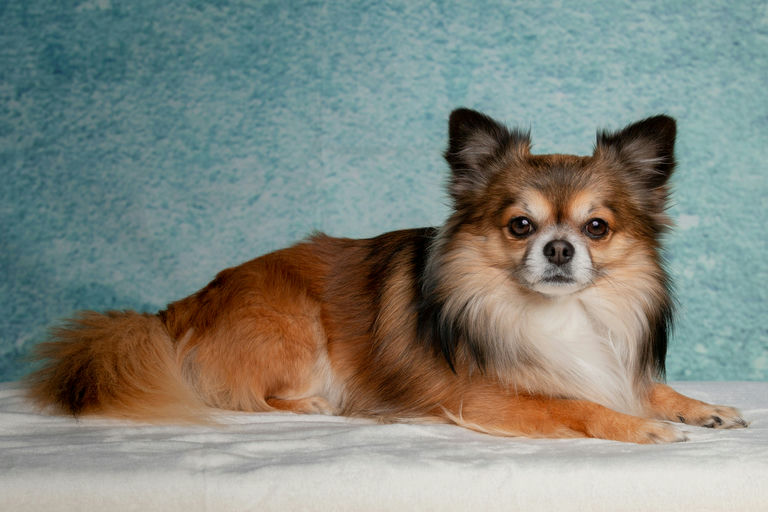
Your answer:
[1,382,766,511]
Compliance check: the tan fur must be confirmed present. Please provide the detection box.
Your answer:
[26,110,747,443]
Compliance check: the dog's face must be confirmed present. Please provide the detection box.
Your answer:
[441,109,676,299]
[494,162,616,296]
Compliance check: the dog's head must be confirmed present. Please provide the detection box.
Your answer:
[440,108,676,298]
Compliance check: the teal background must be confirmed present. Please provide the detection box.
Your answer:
[1,0,766,381]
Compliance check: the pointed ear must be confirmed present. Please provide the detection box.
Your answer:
[444,108,530,205]
[595,115,676,188]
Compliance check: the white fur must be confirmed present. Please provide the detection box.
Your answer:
[512,291,643,414]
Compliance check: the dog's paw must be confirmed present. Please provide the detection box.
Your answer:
[302,396,338,415]
[680,404,748,429]
[266,396,339,415]
[638,419,688,444]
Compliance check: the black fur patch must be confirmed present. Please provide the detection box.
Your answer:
[646,285,675,379]
[416,297,456,372]
[412,233,462,372]
[415,236,488,374]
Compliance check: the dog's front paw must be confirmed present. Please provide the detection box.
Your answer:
[680,404,748,429]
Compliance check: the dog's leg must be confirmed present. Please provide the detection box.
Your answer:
[446,389,687,444]
[645,383,748,429]
[266,396,337,415]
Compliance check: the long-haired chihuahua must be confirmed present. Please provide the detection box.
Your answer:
[27,108,747,443]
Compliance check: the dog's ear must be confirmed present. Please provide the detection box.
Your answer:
[445,108,530,205]
[595,115,676,189]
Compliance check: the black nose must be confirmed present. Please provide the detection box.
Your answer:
[543,239,574,266]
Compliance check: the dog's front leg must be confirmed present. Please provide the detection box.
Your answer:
[645,383,748,429]
[444,388,687,444]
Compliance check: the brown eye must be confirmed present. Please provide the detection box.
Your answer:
[508,216,535,238]
[584,218,609,239]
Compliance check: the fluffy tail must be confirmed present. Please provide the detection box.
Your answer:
[26,310,207,422]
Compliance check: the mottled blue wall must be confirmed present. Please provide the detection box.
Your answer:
[1,0,766,381]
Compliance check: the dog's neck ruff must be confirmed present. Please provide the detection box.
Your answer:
[425,241,653,415]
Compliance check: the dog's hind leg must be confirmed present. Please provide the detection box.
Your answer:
[266,397,338,415]
[162,248,335,415]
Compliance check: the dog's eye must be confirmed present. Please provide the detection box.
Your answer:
[508,217,535,238]
[584,218,609,239]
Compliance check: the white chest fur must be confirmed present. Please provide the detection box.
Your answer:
[498,292,644,415]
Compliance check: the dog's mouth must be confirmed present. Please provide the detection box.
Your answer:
[541,274,574,284]
[540,267,577,284]
[529,269,587,296]
[517,250,594,296]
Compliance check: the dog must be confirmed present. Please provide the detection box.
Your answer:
[27,108,748,443]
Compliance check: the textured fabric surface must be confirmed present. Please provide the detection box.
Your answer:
[0,381,766,511]
[1,1,766,381]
